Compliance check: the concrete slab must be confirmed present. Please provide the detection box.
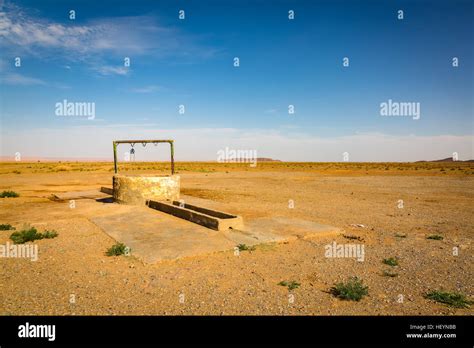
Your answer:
[59,188,340,263]
[51,190,111,201]
[89,206,339,263]
[244,217,340,241]
[90,206,236,263]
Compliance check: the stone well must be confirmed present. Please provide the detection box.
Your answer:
[113,174,180,205]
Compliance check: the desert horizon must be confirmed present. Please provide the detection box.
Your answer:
[1,157,473,163]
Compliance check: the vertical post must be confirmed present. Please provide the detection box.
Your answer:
[113,141,118,174]
[170,141,175,175]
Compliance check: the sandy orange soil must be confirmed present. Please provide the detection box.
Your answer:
[0,161,472,315]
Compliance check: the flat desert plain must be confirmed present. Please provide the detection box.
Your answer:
[0,161,473,315]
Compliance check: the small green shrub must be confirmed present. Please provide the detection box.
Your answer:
[0,224,15,230]
[10,227,58,244]
[330,277,368,301]
[427,234,444,240]
[237,244,256,252]
[343,234,364,242]
[382,270,398,277]
[10,227,41,243]
[278,280,301,291]
[106,243,129,256]
[42,230,58,239]
[0,190,19,198]
[425,290,472,308]
[382,257,399,267]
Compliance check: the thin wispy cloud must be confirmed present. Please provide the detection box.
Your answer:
[94,65,130,76]
[0,71,70,88]
[131,85,162,93]
[1,72,46,85]
[0,3,218,64]
[0,6,96,55]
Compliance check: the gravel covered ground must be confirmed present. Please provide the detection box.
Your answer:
[0,162,472,315]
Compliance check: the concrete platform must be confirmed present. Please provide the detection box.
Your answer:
[91,208,339,263]
[91,207,233,262]
[51,190,111,201]
[56,189,340,263]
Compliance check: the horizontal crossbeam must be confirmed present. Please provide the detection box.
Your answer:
[113,139,175,175]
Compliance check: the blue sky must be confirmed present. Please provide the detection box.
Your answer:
[0,0,472,161]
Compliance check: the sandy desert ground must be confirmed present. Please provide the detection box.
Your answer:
[0,161,473,315]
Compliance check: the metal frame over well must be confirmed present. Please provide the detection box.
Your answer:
[113,140,175,175]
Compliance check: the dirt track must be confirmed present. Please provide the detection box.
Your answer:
[0,162,473,315]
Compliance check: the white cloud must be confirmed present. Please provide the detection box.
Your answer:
[0,72,70,88]
[264,109,278,114]
[130,85,162,93]
[1,72,46,85]
[94,65,130,76]
[0,3,217,63]
[0,8,95,53]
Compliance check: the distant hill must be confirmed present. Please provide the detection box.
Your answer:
[256,158,281,162]
[219,158,281,163]
[416,157,474,163]
[0,156,110,162]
